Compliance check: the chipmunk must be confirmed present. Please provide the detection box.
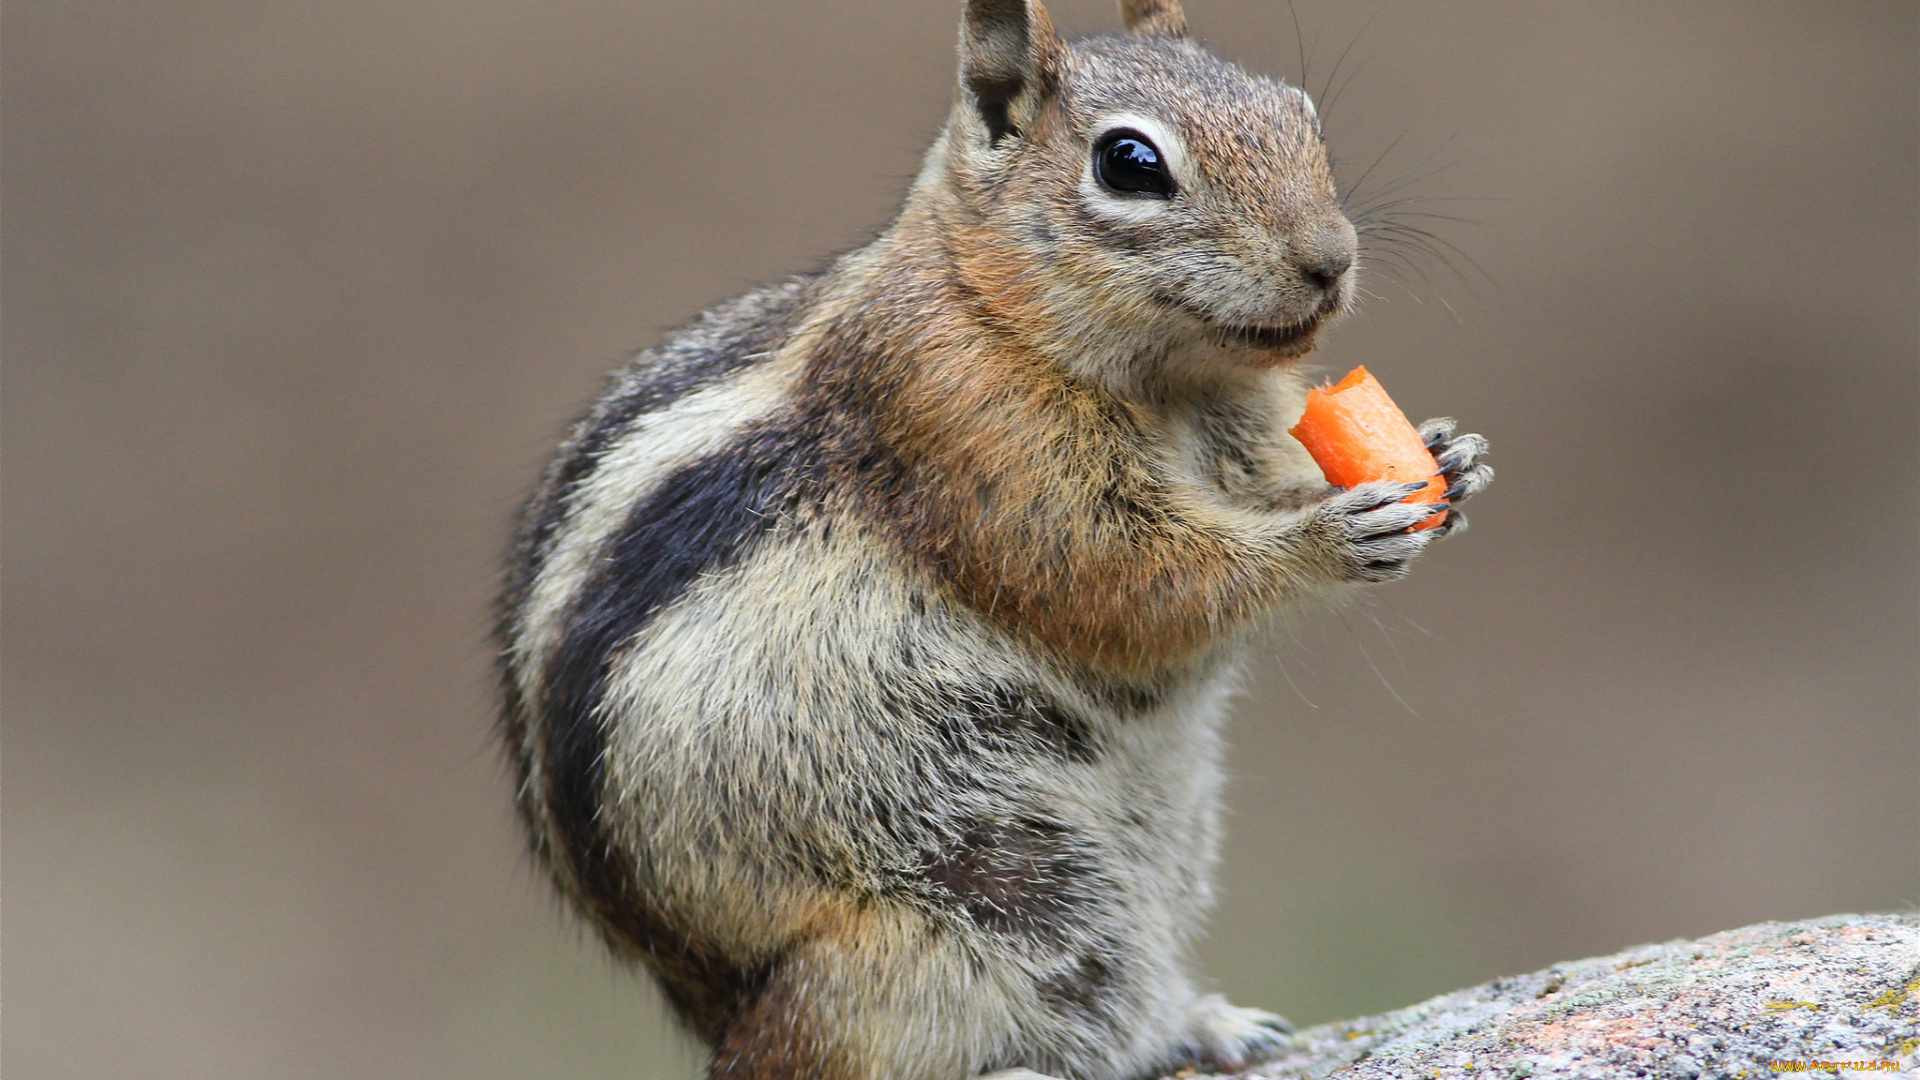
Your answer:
[496,1,1491,1077]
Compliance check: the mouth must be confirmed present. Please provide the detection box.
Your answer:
[1211,316,1323,355]
[1156,293,1334,358]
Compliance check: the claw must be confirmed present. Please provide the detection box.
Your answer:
[1442,463,1494,502]
[1418,417,1457,452]
[1435,432,1490,472]
[1257,1014,1295,1035]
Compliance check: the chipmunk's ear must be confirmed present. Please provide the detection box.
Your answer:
[1120,0,1188,39]
[960,0,1065,147]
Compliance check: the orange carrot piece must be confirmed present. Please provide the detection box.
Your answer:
[1288,366,1447,531]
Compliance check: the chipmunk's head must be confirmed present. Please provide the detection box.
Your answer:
[930,0,1356,381]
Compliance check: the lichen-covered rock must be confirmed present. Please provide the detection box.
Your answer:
[1195,913,1918,1080]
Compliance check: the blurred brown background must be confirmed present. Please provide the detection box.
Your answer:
[5,1,1915,1077]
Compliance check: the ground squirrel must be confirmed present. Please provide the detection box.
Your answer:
[496,1,1492,1077]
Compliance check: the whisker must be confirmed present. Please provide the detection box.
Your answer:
[1358,251,1434,292]
[1348,197,1495,229]
[1363,236,1491,297]
[1286,0,1311,89]
[1369,222,1494,286]
[1338,129,1411,211]
[1343,157,1463,213]
[1316,4,1387,122]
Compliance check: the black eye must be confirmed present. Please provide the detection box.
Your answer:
[1094,130,1175,198]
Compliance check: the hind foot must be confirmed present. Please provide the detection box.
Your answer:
[1184,993,1293,1071]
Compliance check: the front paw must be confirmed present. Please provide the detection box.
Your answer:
[1313,479,1447,583]
[1183,994,1293,1071]
[1418,418,1493,537]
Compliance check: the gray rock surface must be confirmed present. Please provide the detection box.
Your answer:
[1194,913,1919,1080]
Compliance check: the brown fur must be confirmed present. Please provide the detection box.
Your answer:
[707,903,880,1080]
[1120,0,1188,39]
[497,1,1492,1077]
[710,977,849,1080]
[790,228,1320,676]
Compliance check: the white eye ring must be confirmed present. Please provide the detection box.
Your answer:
[1080,113,1189,224]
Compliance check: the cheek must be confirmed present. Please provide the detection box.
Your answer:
[1056,240,1173,309]
[1060,200,1201,283]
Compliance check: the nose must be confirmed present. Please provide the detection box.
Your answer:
[1294,220,1358,294]
[1298,249,1353,292]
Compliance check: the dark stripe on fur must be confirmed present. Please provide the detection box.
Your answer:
[537,418,826,1029]
[625,907,766,1043]
[499,276,816,638]
[928,687,1099,765]
[494,278,813,872]
[920,815,1111,945]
